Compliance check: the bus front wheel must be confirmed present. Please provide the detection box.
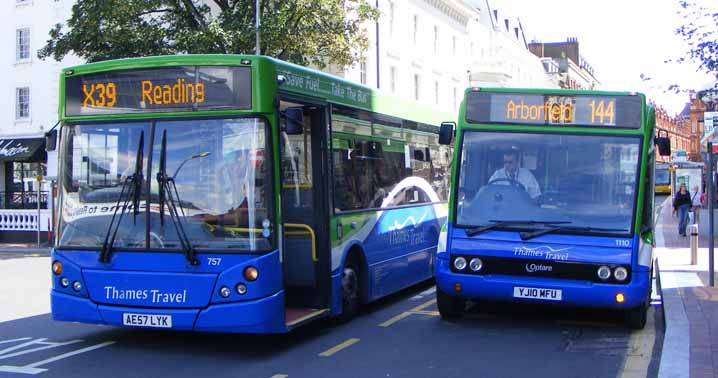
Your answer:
[335,261,361,323]
[625,302,647,330]
[437,287,465,321]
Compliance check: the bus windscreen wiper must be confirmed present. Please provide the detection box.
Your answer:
[466,220,571,237]
[99,131,144,263]
[156,130,200,265]
[520,225,628,241]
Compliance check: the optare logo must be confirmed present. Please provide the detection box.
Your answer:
[525,263,553,273]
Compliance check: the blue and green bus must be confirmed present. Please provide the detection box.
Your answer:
[435,88,662,329]
[49,55,452,333]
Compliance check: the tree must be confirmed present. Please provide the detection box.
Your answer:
[670,0,718,91]
[38,0,378,68]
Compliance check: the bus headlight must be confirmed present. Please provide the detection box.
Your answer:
[236,283,247,295]
[219,286,231,298]
[469,258,483,272]
[453,257,467,271]
[614,267,629,281]
[60,277,70,288]
[597,266,611,280]
[72,281,82,292]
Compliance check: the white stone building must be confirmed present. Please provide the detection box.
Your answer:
[0,0,82,241]
[341,0,555,114]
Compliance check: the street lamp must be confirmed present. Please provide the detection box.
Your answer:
[173,152,211,179]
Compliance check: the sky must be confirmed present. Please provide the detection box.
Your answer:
[488,0,716,116]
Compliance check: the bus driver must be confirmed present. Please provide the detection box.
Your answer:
[488,149,541,199]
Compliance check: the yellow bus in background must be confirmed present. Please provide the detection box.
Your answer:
[655,162,671,194]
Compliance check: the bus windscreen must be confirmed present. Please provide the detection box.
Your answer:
[65,66,252,116]
[465,92,642,128]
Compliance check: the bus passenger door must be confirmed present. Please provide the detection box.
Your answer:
[279,100,331,325]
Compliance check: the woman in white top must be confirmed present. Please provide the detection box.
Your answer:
[690,185,702,224]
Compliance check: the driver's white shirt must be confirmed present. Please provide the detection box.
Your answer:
[489,167,541,199]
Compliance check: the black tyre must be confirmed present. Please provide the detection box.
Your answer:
[625,302,647,330]
[335,260,361,323]
[437,287,465,321]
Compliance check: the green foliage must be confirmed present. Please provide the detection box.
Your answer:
[670,1,718,91]
[38,0,378,68]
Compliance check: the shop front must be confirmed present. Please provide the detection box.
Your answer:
[0,138,52,243]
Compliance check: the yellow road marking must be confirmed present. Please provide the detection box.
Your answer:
[618,310,657,378]
[410,310,440,316]
[379,299,437,327]
[285,309,328,327]
[318,338,360,357]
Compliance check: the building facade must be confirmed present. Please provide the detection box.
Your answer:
[341,0,554,114]
[528,38,601,90]
[654,103,692,163]
[1,0,83,241]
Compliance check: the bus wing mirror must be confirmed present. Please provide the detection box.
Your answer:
[283,107,304,135]
[45,129,58,152]
[439,122,455,145]
[657,137,671,156]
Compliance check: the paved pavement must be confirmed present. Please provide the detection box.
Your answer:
[656,196,718,378]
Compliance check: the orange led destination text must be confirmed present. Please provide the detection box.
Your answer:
[141,79,205,106]
[505,100,574,123]
[82,82,117,108]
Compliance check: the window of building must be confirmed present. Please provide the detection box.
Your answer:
[433,26,439,55]
[16,28,30,61]
[452,36,457,56]
[413,15,419,44]
[390,66,397,94]
[388,1,395,35]
[414,74,420,101]
[434,81,439,105]
[453,87,458,110]
[360,60,367,85]
[16,87,30,120]
[4,162,47,209]
[16,0,32,5]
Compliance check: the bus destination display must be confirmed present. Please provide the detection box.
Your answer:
[465,92,642,128]
[65,66,252,116]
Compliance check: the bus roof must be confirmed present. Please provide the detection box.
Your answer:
[59,54,453,126]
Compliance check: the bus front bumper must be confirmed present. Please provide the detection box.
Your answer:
[51,290,287,333]
[435,258,650,310]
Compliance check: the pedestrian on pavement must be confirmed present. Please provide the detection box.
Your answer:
[690,185,702,224]
[673,183,692,236]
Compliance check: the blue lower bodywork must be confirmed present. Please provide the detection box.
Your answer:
[51,249,290,333]
[436,229,651,311]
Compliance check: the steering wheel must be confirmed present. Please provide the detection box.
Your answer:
[487,177,527,192]
[535,190,565,207]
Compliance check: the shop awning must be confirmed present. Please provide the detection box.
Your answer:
[0,138,47,162]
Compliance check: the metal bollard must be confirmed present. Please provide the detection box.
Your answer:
[689,223,699,265]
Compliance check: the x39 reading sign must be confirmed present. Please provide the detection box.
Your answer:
[65,66,252,116]
[465,92,642,128]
